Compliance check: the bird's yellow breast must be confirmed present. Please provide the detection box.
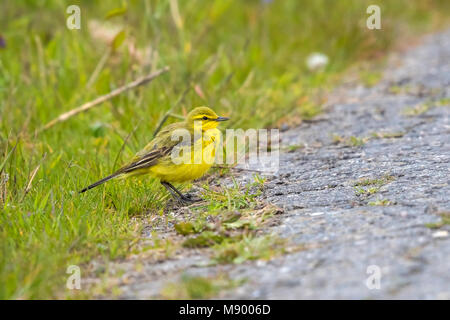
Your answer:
[148,128,221,182]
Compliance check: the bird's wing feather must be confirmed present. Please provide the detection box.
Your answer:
[117,122,190,174]
[119,145,173,173]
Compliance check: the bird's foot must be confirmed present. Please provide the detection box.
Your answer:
[181,193,202,203]
[173,194,202,206]
[161,181,202,206]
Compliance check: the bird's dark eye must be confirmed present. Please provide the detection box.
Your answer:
[202,116,208,120]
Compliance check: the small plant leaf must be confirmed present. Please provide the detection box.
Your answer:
[111,30,126,50]
[182,231,224,248]
[105,7,127,19]
[174,222,196,235]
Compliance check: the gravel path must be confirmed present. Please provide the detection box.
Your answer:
[93,30,450,299]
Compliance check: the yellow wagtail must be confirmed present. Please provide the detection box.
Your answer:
[79,107,229,204]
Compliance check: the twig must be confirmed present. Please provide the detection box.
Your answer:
[39,66,170,133]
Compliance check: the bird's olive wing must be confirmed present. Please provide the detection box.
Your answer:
[118,145,174,173]
[116,121,192,174]
[117,127,188,174]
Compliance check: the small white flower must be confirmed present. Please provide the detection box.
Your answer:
[306,52,329,71]
[432,230,448,238]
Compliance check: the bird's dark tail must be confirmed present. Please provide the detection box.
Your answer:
[79,172,121,193]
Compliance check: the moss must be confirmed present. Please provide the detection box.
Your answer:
[161,274,243,299]
[182,231,226,248]
[211,235,287,264]
[368,199,393,206]
[354,175,395,187]
[332,134,367,147]
[360,71,383,88]
[435,98,450,106]
[174,222,197,235]
[285,144,305,153]
[371,131,405,139]
[388,85,409,94]
[299,103,322,120]
[349,136,366,147]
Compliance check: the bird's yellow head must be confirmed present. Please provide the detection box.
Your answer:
[186,106,229,131]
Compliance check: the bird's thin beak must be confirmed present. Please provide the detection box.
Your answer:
[214,116,229,122]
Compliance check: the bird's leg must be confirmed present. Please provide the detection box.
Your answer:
[165,182,200,202]
[161,181,200,204]
[161,181,181,202]
[161,181,190,205]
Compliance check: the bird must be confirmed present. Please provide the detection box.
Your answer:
[79,106,229,204]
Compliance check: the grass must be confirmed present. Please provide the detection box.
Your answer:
[211,234,288,265]
[354,175,395,187]
[368,199,394,206]
[334,130,406,148]
[403,97,450,116]
[354,186,380,196]
[0,0,449,299]
[360,70,383,88]
[353,174,395,198]
[332,134,368,147]
[284,144,305,153]
[425,212,450,229]
[371,131,405,139]
[403,103,431,116]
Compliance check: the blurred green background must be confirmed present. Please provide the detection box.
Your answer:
[0,0,448,299]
